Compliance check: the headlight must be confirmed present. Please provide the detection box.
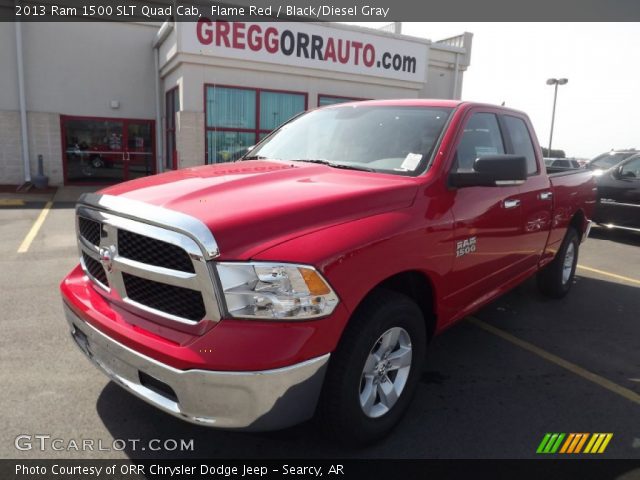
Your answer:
[216,262,339,320]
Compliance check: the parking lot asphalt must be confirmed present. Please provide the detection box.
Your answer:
[0,196,638,460]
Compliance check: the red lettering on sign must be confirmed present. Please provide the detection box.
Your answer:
[351,41,363,65]
[324,38,337,62]
[264,27,279,53]
[216,20,231,48]
[232,22,245,49]
[197,18,213,45]
[247,24,262,51]
[337,39,350,64]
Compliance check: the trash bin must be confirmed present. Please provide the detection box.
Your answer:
[32,154,49,189]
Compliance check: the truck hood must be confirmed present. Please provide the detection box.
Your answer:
[100,160,418,259]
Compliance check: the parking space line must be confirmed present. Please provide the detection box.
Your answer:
[467,317,640,406]
[0,199,26,207]
[577,265,640,286]
[17,200,53,254]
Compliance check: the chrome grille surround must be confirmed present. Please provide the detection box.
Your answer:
[75,193,222,335]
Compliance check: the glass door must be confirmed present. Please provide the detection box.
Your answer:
[63,118,127,184]
[124,121,154,180]
[62,117,155,184]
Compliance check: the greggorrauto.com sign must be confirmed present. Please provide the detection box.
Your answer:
[181,20,428,82]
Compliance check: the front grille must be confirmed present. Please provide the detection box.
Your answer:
[82,252,108,286]
[75,202,220,330]
[118,229,195,273]
[122,273,205,321]
[79,217,101,246]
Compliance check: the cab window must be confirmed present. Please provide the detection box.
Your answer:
[454,113,505,171]
[503,115,538,175]
[619,157,640,179]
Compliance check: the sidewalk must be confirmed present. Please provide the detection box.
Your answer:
[53,186,100,203]
[0,185,99,205]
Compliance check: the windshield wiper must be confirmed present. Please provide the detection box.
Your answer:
[242,155,270,160]
[291,159,375,172]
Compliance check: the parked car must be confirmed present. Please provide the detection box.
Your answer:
[544,157,581,173]
[587,149,637,173]
[66,143,121,171]
[575,158,590,167]
[61,100,596,445]
[593,153,640,231]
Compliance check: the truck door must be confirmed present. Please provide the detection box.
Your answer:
[501,114,553,272]
[445,111,525,315]
[598,156,640,228]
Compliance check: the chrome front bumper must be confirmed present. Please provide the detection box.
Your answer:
[64,303,329,431]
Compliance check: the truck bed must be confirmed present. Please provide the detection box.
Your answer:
[546,169,597,246]
[547,167,586,176]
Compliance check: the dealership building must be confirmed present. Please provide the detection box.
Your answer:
[0,21,472,186]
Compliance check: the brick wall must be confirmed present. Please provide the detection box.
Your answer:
[27,112,63,185]
[175,111,205,169]
[0,110,63,186]
[0,111,23,185]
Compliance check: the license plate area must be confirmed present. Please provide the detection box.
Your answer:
[72,324,92,358]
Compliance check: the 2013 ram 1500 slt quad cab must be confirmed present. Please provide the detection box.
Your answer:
[61,100,596,444]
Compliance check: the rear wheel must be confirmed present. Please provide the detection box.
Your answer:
[537,227,580,298]
[317,289,426,445]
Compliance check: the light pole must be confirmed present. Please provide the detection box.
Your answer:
[546,78,568,156]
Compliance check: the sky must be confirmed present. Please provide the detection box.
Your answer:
[353,22,640,159]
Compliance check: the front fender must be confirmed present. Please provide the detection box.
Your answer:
[252,205,454,350]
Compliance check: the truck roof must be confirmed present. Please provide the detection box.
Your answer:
[329,99,528,116]
[335,99,464,108]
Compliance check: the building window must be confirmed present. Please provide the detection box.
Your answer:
[165,87,179,169]
[205,85,306,164]
[317,94,368,107]
[61,116,155,185]
[259,91,306,131]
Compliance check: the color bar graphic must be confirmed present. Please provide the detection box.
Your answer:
[537,433,565,454]
[537,433,613,454]
[584,433,614,454]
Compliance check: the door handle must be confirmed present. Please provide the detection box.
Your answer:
[539,191,553,200]
[503,199,521,209]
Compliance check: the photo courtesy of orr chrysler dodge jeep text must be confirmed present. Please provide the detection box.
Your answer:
[60,100,596,444]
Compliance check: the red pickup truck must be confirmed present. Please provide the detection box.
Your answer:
[61,100,596,444]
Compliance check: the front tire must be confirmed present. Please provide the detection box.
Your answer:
[317,289,426,445]
[537,227,580,298]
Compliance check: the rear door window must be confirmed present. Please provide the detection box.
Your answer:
[619,158,640,179]
[503,115,538,175]
[454,113,505,171]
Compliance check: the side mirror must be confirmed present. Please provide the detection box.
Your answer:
[450,155,528,187]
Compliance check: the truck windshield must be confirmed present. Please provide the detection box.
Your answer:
[245,105,453,175]
[590,152,634,169]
